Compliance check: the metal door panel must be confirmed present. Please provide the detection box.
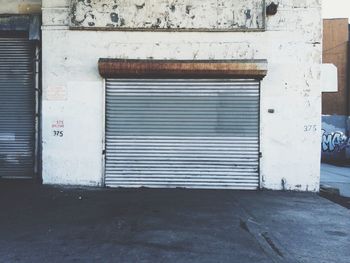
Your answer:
[105,79,259,189]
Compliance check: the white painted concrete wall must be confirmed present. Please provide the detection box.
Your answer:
[42,0,322,191]
[0,0,41,14]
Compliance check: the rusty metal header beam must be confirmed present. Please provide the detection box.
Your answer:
[98,59,268,79]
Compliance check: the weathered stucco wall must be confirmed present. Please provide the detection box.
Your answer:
[0,0,42,14]
[42,0,322,191]
[69,0,265,30]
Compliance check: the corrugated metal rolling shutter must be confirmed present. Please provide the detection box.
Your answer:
[105,79,260,189]
[0,38,36,178]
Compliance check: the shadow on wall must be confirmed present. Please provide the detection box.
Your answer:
[322,116,350,164]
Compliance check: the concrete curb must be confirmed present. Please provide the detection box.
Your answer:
[320,184,350,209]
[320,184,341,196]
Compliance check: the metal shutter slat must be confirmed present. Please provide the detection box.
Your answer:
[0,38,35,178]
[105,79,260,190]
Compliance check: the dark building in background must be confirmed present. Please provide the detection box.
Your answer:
[322,18,350,163]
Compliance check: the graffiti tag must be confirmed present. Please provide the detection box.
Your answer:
[322,129,350,152]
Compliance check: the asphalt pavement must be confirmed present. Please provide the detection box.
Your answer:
[0,182,349,263]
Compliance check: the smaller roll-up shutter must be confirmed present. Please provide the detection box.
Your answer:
[0,38,36,178]
[105,79,260,190]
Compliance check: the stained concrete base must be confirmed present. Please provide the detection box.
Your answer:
[0,183,349,263]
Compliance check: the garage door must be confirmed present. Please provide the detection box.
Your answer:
[105,79,260,189]
[0,38,36,178]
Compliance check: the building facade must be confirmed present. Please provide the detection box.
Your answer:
[322,18,350,163]
[1,0,322,191]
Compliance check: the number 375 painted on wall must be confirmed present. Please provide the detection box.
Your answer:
[52,120,64,138]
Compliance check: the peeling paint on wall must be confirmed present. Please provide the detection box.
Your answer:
[69,0,266,31]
